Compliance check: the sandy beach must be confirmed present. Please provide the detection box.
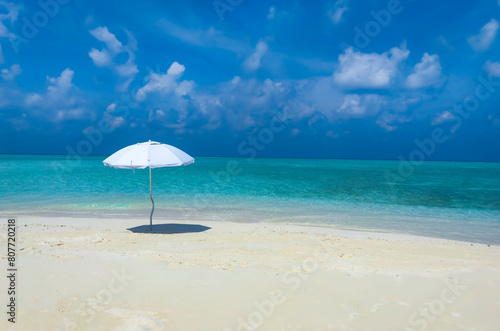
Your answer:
[0,216,499,331]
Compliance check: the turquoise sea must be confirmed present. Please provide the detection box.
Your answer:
[1,154,499,244]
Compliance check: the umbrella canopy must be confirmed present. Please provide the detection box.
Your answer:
[103,140,194,231]
[103,140,194,169]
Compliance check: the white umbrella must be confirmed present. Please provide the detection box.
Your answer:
[103,140,194,231]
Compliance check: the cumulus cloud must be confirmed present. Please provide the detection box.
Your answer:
[127,58,435,134]
[338,94,365,116]
[89,26,123,53]
[327,0,348,24]
[243,41,269,71]
[1,63,20,80]
[484,61,500,76]
[47,68,74,96]
[468,19,499,52]
[175,80,195,97]
[95,102,127,130]
[136,62,194,101]
[191,74,418,133]
[26,69,75,107]
[88,48,112,67]
[24,68,90,122]
[337,94,385,117]
[116,61,139,77]
[405,53,443,89]
[25,93,42,106]
[190,75,387,132]
[333,45,409,89]
[88,26,138,90]
[212,75,421,133]
[192,76,292,131]
[376,111,410,132]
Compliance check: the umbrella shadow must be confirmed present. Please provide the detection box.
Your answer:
[127,223,211,234]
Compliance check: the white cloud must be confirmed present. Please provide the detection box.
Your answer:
[24,68,91,122]
[167,61,185,76]
[1,63,21,80]
[89,26,123,53]
[175,80,195,97]
[25,93,42,106]
[405,53,443,89]
[431,111,454,125]
[110,116,126,128]
[328,0,348,24]
[126,59,444,134]
[136,61,194,100]
[267,6,275,20]
[243,41,268,71]
[106,103,117,112]
[338,94,365,115]
[468,19,499,52]
[54,108,86,122]
[189,74,417,132]
[333,45,409,89]
[95,102,127,130]
[337,94,385,117]
[88,26,138,90]
[0,1,21,38]
[484,61,500,76]
[116,61,139,77]
[128,66,443,135]
[376,111,410,132]
[191,77,293,130]
[88,48,112,67]
[46,68,74,102]
[376,112,397,132]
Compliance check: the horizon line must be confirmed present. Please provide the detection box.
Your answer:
[1,153,499,163]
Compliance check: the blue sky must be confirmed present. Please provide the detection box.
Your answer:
[0,0,499,161]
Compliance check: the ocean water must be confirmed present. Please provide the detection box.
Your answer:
[1,154,499,244]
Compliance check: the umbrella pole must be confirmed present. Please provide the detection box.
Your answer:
[149,167,154,231]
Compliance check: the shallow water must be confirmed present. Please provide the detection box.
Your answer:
[1,155,499,244]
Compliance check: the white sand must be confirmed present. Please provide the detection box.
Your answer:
[1,216,499,331]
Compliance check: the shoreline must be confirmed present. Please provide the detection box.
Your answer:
[4,212,500,246]
[1,215,499,330]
